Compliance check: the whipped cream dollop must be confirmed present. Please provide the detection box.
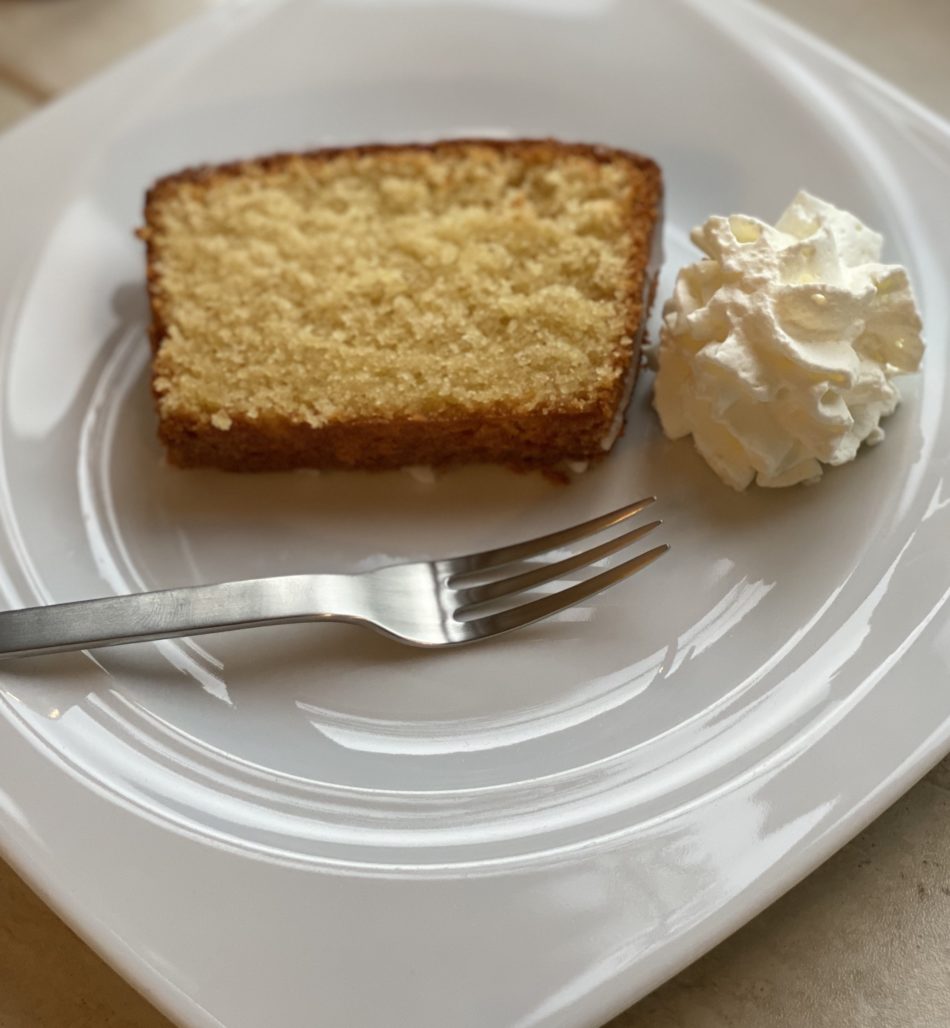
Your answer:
[651,191,924,489]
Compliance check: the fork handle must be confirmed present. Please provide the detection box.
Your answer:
[0,575,352,660]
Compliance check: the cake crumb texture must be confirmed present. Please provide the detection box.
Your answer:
[141,139,663,470]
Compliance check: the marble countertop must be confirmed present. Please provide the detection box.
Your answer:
[0,2,948,1025]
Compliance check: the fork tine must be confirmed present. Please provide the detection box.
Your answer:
[443,496,656,581]
[459,544,669,640]
[456,520,662,609]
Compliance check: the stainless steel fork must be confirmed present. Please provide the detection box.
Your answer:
[0,498,667,658]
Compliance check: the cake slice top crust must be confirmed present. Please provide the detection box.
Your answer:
[142,140,662,430]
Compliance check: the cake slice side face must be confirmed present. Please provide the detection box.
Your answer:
[141,139,663,471]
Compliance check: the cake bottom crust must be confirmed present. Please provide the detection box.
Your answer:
[157,389,637,472]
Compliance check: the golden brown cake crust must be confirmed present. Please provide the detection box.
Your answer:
[140,138,664,471]
[159,407,615,472]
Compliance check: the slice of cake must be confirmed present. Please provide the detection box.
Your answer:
[140,139,663,471]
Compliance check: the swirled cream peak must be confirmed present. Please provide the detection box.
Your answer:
[652,191,924,490]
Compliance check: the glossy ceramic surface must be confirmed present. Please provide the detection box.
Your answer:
[0,1,949,1025]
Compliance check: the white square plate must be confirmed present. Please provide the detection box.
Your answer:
[1,1,949,1025]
